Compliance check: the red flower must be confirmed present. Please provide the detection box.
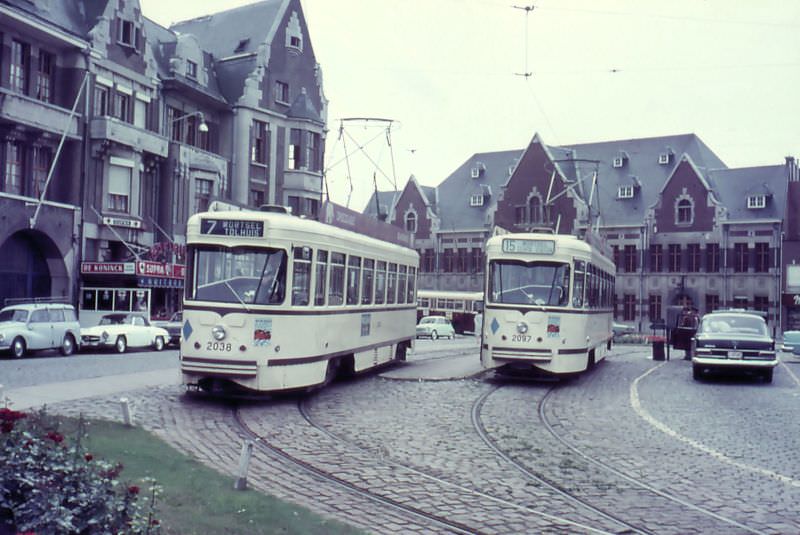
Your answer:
[46,431,64,443]
[84,453,94,461]
[0,408,27,422]
[127,485,140,495]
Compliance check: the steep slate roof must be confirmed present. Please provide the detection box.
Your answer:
[707,165,786,222]
[289,88,322,121]
[144,18,228,105]
[558,134,728,228]
[436,149,523,232]
[2,0,106,38]
[169,0,284,57]
[363,184,437,219]
[168,1,285,104]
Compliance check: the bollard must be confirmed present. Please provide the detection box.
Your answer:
[119,397,133,426]
[234,440,254,490]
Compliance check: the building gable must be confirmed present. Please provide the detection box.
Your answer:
[653,156,716,232]
[390,178,433,239]
[494,135,578,234]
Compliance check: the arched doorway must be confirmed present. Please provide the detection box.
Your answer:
[0,231,66,304]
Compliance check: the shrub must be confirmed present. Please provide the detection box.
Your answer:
[0,407,161,534]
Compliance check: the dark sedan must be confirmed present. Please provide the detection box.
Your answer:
[691,311,777,383]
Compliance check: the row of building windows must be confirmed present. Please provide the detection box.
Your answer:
[2,143,52,198]
[418,249,484,274]
[617,294,771,322]
[290,246,417,307]
[7,39,54,103]
[613,243,774,273]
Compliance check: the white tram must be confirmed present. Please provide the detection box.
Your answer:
[180,206,419,394]
[480,232,615,376]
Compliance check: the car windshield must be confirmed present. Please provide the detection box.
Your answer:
[99,315,130,326]
[190,246,287,305]
[0,309,28,322]
[489,260,570,306]
[699,314,767,336]
[419,317,440,325]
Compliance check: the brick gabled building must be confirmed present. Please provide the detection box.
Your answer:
[369,133,797,333]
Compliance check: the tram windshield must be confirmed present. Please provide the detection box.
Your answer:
[489,260,570,306]
[190,246,287,305]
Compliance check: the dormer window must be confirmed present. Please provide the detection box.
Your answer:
[747,194,766,209]
[658,152,671,165]
[675,198,694,225]
[285,12,304,52]
[617,185,634,199]
[186,60,197,79]
[470,194,484,207]
[118,19,138,49]
[405,212,417,232]
[470,162,485,178]
[613,157,624,168]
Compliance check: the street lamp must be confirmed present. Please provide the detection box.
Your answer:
[172,110,208,133]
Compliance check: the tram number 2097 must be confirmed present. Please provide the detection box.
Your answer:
[511,334,532,342]
[206,341,232,352]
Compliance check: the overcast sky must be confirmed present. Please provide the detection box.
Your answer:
[141,0,800,211]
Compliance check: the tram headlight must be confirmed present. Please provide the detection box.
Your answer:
[516,322,529,334]
[212,325,227,341]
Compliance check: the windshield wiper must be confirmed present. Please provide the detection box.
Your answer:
[224,280,251,313]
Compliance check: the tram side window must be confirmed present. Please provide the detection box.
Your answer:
[292,247,312,306]
[347,256,362,305]
[386,263,397,304]
[361,259,374,304]
[573,260,585,308]
[407,267,416,303]
[375,261,387,305]
[329,252,345,306]
[398,265,407,304]
[315,250,328,306]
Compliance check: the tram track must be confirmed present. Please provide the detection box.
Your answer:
[234,397,624,534]
[535,384,766,535]
[471,385,652,535]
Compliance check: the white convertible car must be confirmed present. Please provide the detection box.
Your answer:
[81,313,169,353]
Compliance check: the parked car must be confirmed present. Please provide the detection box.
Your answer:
[152,311,182,346]
[691,310,777,382]
[612,322,635,337]
[0,303,81,358]
[416,316,455,340]
[81,313,169,353]
[781,330,800,355]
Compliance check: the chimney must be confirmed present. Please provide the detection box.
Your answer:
[787,156,798,182]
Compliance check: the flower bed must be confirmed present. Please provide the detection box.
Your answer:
[0,407,161,534]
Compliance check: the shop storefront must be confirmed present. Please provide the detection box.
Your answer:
[79,261,185,327]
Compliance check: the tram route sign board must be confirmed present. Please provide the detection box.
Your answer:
[201,219,264,237]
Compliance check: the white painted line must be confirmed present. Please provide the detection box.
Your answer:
[779,359,800,388]
[630,363,800,488]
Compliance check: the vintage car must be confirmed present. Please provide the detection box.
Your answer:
[81,313,169,353]
[152,311,182,346]
[0,303,81,358]
[690,310,777,382]
[416,316,455,340]
[781,330,800,355]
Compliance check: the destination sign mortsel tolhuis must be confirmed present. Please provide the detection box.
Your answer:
[201,219,264,237]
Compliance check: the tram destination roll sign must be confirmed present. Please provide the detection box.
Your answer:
[201,219,264,237]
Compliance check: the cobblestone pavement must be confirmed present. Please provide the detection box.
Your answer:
[47,346,800,534]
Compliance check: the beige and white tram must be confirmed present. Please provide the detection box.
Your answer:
[480,232,615,376]
[180,206,419,394]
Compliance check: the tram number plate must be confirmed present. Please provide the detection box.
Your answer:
[512,334,532,343]
[728,351,743,359]
[206,341,232,352]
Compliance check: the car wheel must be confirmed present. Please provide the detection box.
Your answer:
[431,330,438,341]
[11,337,26,358]
[153,336,165,352]
[60,334,76,356]
[115,336,127,353]
[692,365,702,381]
[762,368,773,383]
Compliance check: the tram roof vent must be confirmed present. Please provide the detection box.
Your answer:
[259,204,292,214]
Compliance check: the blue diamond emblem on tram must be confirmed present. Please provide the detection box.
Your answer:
[491,317,500,334]
[182,320,193,341]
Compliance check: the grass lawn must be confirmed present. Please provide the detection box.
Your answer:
[77,418,366,535]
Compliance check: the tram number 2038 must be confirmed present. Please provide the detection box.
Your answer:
[206,341,232,352]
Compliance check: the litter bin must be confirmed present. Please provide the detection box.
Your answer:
[651,336,666,361]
